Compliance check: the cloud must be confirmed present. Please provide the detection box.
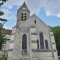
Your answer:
[45,0,60,18]
[0,0,60,21]
[0,9,16,20]
[57,14,60,18]
[0,0,60,29]
[2,0,25,9]
[46,11,51,16]
[26,0,46,14]
[8,6,13,9]
[3,25,7,29]
[3,25,12,29]
[1,0,60,18]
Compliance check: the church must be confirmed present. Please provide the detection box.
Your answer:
[7,2,58,60]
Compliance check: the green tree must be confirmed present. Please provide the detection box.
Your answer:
[0,28,6,50]
[0,0,7,24]
[0,0,7,50]
[0,10,7,24]
[0,0,8,6]
[52,26,60,56]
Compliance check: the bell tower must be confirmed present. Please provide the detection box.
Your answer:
[17,2,30,21]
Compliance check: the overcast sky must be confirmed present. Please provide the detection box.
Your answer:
[0,0,60,29]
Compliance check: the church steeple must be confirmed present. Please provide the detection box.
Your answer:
[18,2,30,11]
[17,2,30,21]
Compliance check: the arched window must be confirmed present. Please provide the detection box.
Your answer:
[37,39,39,49]
[39,33,44,49]
[22,34,27,50]
[45,40,48,49]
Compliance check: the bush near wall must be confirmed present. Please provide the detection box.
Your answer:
[0,55,7,60]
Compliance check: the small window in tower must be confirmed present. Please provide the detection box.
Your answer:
[24,16,26,20]
[21,13,23,15]
[34,20,36,24]
[21,16,23,18]
[25,13,26,15]
[24,18,26,20]
[21,16,23,20]
[25,16,26,17]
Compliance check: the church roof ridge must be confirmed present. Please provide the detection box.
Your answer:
[30,14,49,28]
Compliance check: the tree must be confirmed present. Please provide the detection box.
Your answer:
[0,28,6,50]
[0,0,7,50]
[0,11,4,16]
[52,26,60,56]
[0,0,7,24]
[0,0,8,6]
[0,0,7,27]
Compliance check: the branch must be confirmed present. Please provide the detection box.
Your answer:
[0,18,7,22]
[0,0,8,6]
[0,11,4,16]
[0,2,4,6]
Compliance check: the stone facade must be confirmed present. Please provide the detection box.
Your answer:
[7,2,58,60]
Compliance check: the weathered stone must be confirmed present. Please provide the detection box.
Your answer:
[7,2,58,60]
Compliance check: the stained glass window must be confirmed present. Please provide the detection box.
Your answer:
[22,34,27,50]
[39,33,44,49]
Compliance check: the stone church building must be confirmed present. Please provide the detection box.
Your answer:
[6,2,58,60]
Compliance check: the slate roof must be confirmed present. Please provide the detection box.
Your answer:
[18,2,30,11]
[1,29,12,35]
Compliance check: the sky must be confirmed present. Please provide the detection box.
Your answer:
[0,0,60,29]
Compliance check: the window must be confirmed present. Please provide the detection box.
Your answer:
[22,34,27,50]
[21,13,27,20]
[25,13,26,15]
[25,16,26,17]
[37,39,39,49]
[24,14,26,20]
[21,13,23,15]
[34,20,36,24]
[24,16,26,20]
[39,33,44,49]
[21,16,23,18]
[45,40,48,49]
[21,13,23,20]
[24,18,26,20]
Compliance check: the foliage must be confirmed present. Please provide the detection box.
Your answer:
[0,11,4,16]
[52,26,60,56]
[0,27,6,50]
[0,11,7,24]
[0,0,8,6]
[0,2,4,6]
[2,0,7,2]
[0,18,7,22]
[0,55,7,60]
[0,1,7,50]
